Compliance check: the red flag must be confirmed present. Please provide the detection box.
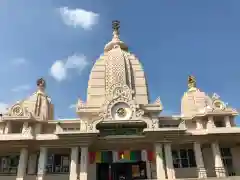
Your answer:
[88,152,95,164]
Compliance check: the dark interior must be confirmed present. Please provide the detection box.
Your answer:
[96,161,147,180]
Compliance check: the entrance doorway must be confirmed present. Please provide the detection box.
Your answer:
[96,161,147,180]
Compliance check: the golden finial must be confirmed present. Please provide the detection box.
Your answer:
[188,75,196,89]
[112,20,120,34]
[112,20,120,41]
[37,78,46,91]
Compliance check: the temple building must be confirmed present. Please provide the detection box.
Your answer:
[0,21,240,180]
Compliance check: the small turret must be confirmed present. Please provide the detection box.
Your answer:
[181,75,209,117]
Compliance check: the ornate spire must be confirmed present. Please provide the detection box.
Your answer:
[188,75,196,89]
[104,20,128,52]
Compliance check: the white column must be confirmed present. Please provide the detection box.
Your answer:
[141,150,151,179]
[69,147,79,180]
[16,148,28,180]
[206,116,215,129]
[4,121,11,134]
[79,147,88,180]
[193,142,207,178]
[37,147,47,180]
[27,153,38,174]
[224,116,231,128]
[211,142,226,177]
[164,144,175,179]
[112,151,118,162]
[154,144,166,180]
[196,119,203,130]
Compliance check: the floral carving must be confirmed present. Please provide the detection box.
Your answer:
[107,83,132,101]
[136,109,144,117]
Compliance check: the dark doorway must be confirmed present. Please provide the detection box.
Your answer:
[96,161,147,180]
[96,163,110,180]
[112,163,131,180]
[112,161,147,180]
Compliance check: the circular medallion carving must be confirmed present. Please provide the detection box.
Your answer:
[12,105,23,116]
[110,102,133,120]
[116,107,126,118]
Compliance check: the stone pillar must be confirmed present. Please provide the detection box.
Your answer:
[211,142,226,177]
[154,144,165,180]
[206,116,215,129]
[193,142,207,178]
[196,119,203,130]
[4,121,11,134]
[79,147,88,180]
[141,150,151,179]
[27,153,38,174]
[37,147,47,180]
[16,148,28,180]
[112,151,118,162]
[69,147,79,180]
[224,116,231,128]
[164,144,175,179]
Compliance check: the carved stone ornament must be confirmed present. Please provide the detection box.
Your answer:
[136,109,144,117]
[107,83,133,101]
[213,100,226,110]
[212,93,220,100]
[99,97,145,121]
[77,99,85,108]
[211,93,226,110]
[11,104,23,116]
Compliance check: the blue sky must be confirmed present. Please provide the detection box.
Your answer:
[0,0,239,122]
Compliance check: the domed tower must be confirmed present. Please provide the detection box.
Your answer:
[77,21,162,125]
[181,75,211,117]
[87,20,149,106]
[2,78,54,121]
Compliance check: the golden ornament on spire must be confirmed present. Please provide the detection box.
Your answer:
[188,75,196,89]
[37,78,46,91]
[112,20,120,35]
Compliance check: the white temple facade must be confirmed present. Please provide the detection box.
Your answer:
[0,21,239,180]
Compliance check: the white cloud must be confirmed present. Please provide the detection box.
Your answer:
[50,54,88,82]
[58,7,99,30]
[50,60,67,82]
[11,84,31,92]
[12,58,27,65]
[0,102,8,114]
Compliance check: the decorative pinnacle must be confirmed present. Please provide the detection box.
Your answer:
[188,75,196,89]
[37,78,46,90]
[112,20,120,34]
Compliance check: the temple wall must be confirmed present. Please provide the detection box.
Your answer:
[0,176,16,180]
